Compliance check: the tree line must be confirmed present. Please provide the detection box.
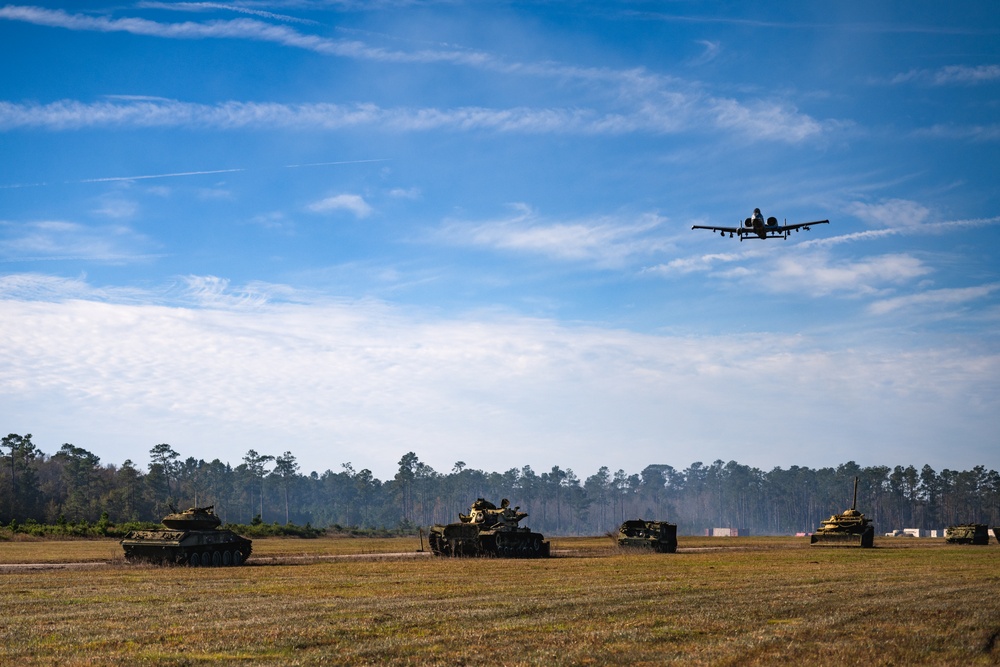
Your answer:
[2,433,998,536]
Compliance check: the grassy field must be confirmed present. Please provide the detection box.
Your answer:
[1,535,998,665]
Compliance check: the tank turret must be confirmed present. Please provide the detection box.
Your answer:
[161,506,223,530]
[121,505,252,566]
[429,498,549,558]
[810,477,874,548]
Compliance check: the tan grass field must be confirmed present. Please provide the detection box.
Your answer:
[1,535,999,665]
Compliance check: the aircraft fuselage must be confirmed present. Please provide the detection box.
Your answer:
[744,215,781,239]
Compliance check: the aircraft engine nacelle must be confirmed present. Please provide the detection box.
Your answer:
[766,216,778,227]
[743,217,754,228]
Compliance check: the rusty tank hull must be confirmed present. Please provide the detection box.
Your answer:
[617,519,677,553]
[121,506,252,566]
[810,477,874,548]
[429,498,549,558]
[945,524,990,545]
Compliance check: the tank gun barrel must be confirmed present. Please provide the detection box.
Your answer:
[852,476,858,511]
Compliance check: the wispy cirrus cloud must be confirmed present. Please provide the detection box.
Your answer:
[848,198,930,228]
[763,252,931,297]
[643,252,742,276]
[0,220,157,263]
[0,6,833,144]
[438,206,668,268]
[892,64,1000,86]
[307,193,373,218]
[0,5,500,66]
[868,283,1000,316]
[135,1,321,26]
[912,123,1000,142]
[710,98,825,142]
[688,39,721,66]
[388,187,421,200]
[0,97,824,141]
[657,245,933,298]
[671,246,933,297]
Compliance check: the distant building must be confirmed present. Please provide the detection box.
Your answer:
[885,528,934,537]
[705,527,748,537]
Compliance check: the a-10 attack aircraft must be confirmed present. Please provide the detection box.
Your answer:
[692,208,830,241]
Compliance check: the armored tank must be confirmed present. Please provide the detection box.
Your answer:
[994,527,1000,544]
[810,477,874,548]
[945,523,990,545]
[429,498,549,558]
[121,506,252,566]
[617,519,677,553]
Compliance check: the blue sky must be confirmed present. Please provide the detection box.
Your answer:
[1,2,998,480]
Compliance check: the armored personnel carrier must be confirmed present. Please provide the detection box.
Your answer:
[121,506,252,566]
[617,519,677,553]
[429,498,549,558]
[810,477,874,548]
[945,523,990,545]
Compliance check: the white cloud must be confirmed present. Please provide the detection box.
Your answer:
[181,274,275,308]
[388,187,422,200]
[765,252,931,296]
[0,5,504,66]
[135,2,321,26]
[648,241,934,298]
[439,207,668,268]
[0,220,156,263]
[0,96,829,143]
[892,64,1000,86]
[0,276,997,477]
[0,273,152,303]
[307,193,374,218]
[848,198,931,228]
[913,124,1000,142]
[92,196,138,220]
[868,284,1000,316]
[644,252,741,275]
[710,98,825,142]
[0,6,835,144]
[689,40,721,66]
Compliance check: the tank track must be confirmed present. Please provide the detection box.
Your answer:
[181,543,253,567]
[490,531,548,558]
[123,542,252,566]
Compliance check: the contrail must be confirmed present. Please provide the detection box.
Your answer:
[284,159,390,168]
[79,168,245,183]
[0,181,49,189]
[0,159,390,189]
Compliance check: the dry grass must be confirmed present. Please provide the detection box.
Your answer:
[1,536,998,665]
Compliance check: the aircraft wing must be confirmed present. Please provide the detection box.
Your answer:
[778,219,829,232]
[691,224,740,234]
